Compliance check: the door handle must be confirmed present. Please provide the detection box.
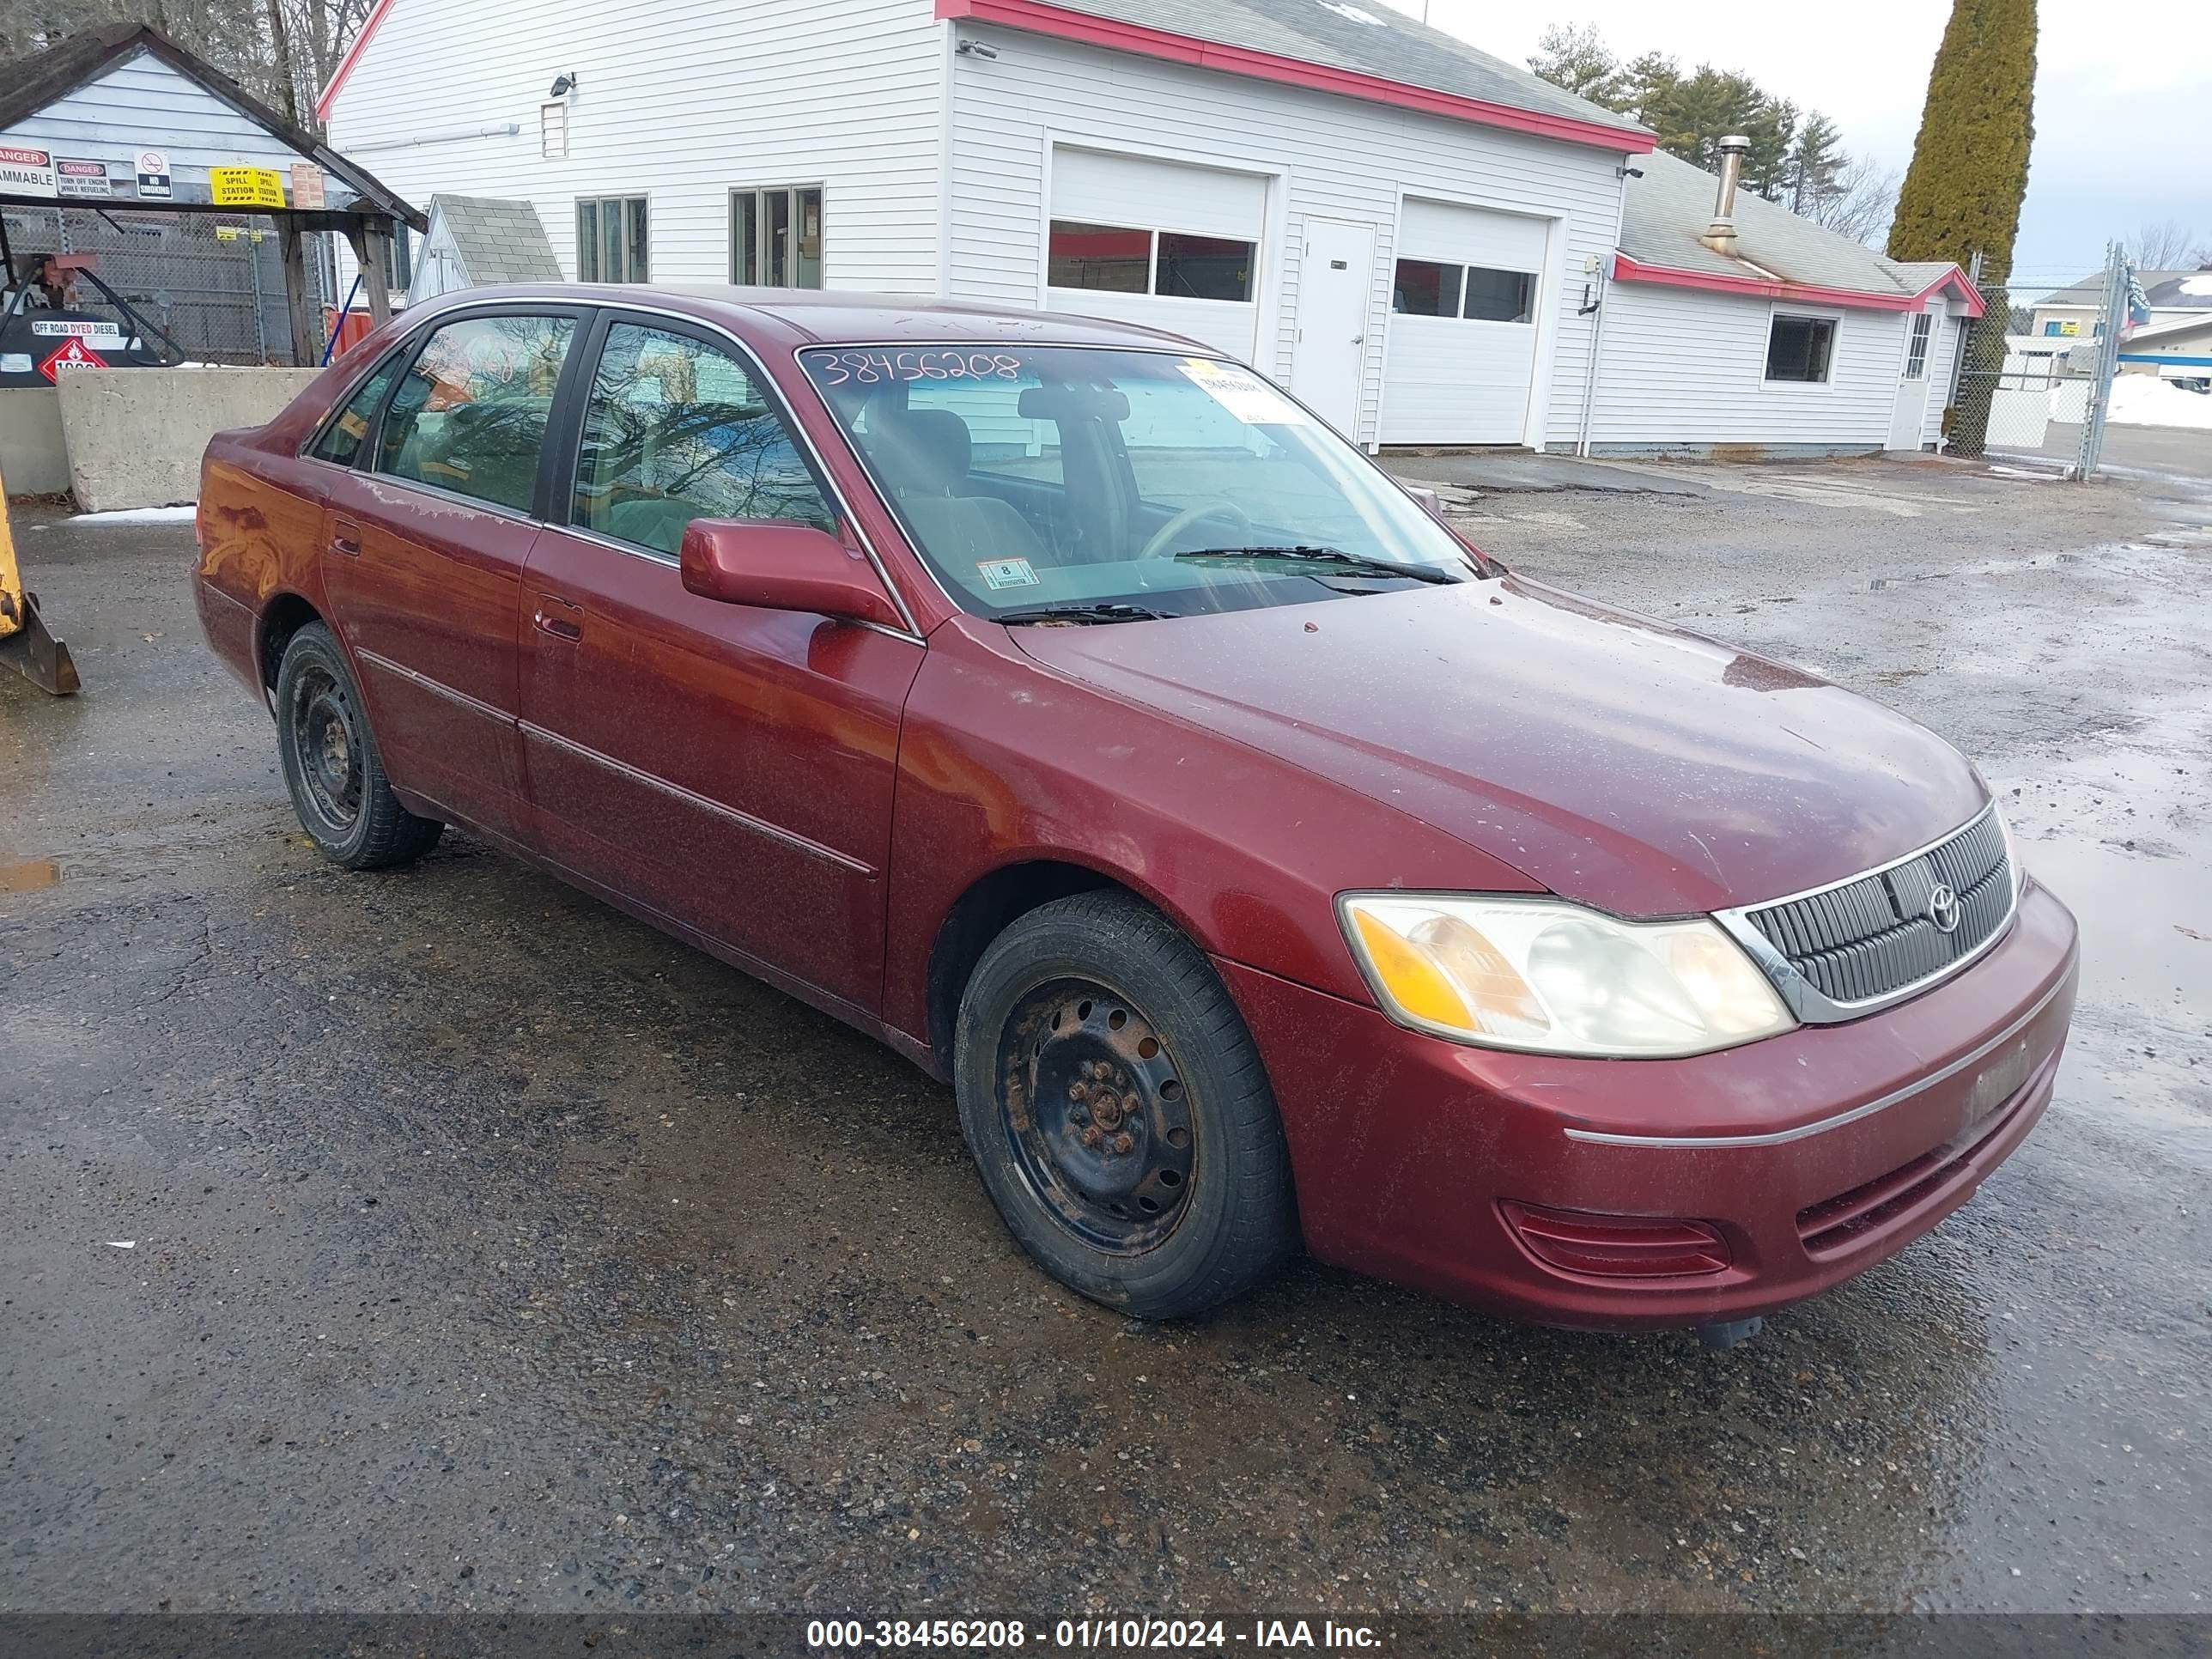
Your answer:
[329,517,362,556]
[533,608,581,641]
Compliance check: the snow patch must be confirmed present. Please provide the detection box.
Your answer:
[73,503,199,524]
[2180,274,2212,296]
[2107,375,2212,430]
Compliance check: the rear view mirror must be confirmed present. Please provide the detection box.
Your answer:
[678,520,905,629]
[1017,384,1130,422]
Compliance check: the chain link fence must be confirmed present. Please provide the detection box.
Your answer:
[3,204,335,365]
[1949,255,2120,474]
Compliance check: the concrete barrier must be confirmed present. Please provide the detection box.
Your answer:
[56,367,322,513]
[0,388,71,497]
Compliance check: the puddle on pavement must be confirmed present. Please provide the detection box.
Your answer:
[0,858,61,893]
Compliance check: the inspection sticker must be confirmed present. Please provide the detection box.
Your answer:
[1175,357,1310,426]
[977,557,1041,591]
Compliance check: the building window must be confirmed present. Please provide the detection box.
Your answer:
[1047,221,1254,302]
[1902,313,1932,380]
[732,186,823,288]
[2042,319,2064,337]
[1765,313,1836,383]
[1392,258,1533,323]
[577,197,648,283]
[1393,258,1458,316]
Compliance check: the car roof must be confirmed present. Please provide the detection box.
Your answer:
[410,283,1222,355]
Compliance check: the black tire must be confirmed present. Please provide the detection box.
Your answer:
[273,622,443,871]
[954,890,1297,1319]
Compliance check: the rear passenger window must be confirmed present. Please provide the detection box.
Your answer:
[375,313,574,513]
[309,356,400,466]
[573,322,832,556]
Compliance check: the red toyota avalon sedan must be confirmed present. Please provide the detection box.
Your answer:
[195,288,2078,1342]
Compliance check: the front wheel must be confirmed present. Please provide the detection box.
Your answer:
[274,623,443,870]
[954,891,1297,1319]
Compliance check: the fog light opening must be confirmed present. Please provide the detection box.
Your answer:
[1501,1201,1732,1278]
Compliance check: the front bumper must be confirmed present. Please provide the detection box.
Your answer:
[1219,879,2079,1331]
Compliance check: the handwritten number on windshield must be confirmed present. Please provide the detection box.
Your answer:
[812,350,1024,386]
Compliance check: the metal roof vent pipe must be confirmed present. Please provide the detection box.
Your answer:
[1701,135,1751,257]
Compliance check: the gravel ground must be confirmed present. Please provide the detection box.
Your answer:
[2,459,2207,1626]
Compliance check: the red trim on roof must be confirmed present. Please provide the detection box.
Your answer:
[939,0,1653,153]
[315,0,398,123]
[1610,252,1985,318]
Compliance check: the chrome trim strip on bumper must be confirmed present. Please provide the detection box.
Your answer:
[1560,969,2069,1148]
[1711,800,2019,1024]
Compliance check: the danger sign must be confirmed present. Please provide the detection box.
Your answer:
[39,335,109,380]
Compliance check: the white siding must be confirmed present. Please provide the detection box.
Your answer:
[324,0,943,293]
[3,48,330,188]
[1586,282,1911,452]
[944,27,1632,449]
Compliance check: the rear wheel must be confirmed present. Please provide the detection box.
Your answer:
[954,891,1297,1318]
[274,623,443,870]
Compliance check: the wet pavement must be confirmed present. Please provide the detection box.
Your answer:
[2,465,2208,1620]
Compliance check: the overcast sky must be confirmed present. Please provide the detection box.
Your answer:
[1382,0,2212,295]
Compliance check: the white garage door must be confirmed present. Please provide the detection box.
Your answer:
[1382,199,1548,444]
[1043,147,1265,362]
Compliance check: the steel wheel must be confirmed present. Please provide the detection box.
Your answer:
[285,659,364,838]
[999,978,1198,1255]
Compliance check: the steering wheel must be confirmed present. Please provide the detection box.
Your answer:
[1134,499,1254,562]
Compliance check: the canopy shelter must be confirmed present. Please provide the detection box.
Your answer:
[0,23,423,363]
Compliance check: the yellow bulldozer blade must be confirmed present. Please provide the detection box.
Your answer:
[0,469,82,696]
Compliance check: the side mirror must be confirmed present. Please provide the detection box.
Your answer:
[678,519,905,629]
[1404,484,1442,515]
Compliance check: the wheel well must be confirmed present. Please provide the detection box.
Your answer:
[258,593,322,692]
[926,860,1127,1072]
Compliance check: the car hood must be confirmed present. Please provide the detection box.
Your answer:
[1009,575,1987,916]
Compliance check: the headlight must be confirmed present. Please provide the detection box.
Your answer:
[1338,893,1796,1058]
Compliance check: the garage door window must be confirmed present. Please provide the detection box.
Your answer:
[1393,259,1534,324]
[1048,221,1254,303]
[1766,314,1837,383]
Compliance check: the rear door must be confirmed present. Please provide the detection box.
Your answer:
[519,311,924,1015]
[320,307,587,839]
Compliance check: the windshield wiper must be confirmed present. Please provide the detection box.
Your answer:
[1170,545,1465,585]
[996,602,1176,626]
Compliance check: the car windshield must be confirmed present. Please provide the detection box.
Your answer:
[798,345,1482,621]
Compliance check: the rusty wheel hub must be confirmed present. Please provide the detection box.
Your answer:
[1000,981,1196,1254]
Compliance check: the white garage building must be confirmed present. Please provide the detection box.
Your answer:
[319,0,1973,457]
[319,0,1650,450]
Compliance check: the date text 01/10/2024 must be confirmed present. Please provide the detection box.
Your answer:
[805,1620,1382,1649]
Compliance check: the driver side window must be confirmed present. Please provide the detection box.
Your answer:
[573,322,832,557]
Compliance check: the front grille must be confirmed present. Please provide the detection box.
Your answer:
[1744,809,2012,1008]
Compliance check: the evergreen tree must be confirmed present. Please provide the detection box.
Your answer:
[1784,114,1848,215]
[1527,22,1631,112]
[1887,0,2038,455]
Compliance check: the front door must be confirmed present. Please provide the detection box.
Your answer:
[1887,311,1937,451]
[321,307,586,839]
[1288,218,1376,439]
[520,314,923,1015]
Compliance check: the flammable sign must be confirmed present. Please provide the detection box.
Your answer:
[39,334,109,380]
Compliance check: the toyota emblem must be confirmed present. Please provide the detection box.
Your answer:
[1926,882,1961,934]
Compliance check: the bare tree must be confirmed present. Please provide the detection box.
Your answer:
[2130,220,2208,270]
[1800,155,1900,248]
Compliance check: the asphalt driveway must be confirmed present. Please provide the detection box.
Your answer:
[3,461,2207,1628]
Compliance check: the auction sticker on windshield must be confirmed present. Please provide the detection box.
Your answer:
[1176,358,1310,426]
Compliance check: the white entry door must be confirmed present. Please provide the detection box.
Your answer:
[1289,218,1375,439]
[1887,312,1936,450]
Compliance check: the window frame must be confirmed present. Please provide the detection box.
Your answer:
[1392,256,1536,324]
[1901,311,1934,381]
[730,184,826,288]
[1044,219,1257,306]
[576,195,650,283]
[362,303,597,521]
[1764,309,1841,386]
